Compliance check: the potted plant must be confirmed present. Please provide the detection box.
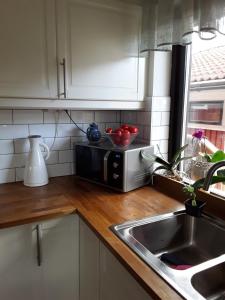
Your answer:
[188,129,225,180]
[141,144,191,181]
[183,176,225,217]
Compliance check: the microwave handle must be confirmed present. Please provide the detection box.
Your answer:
[104,151,111,182]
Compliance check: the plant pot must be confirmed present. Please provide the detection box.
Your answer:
[190,158,213,181]
[185,199,206,217]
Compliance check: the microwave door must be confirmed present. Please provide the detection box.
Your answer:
[76,146,108,183]
[91,148,107,182]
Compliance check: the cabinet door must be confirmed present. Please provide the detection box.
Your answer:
[100,242,153,300]
[35,215,79,300]
[80,218,100,300]
[0,0,57,98]
[0,224,35,300]
[57,0,145,101]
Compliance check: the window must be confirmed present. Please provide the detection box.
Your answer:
[183,34,225,195]
[189,101,223,125]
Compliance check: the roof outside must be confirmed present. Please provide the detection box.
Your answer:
[191,46,225,83]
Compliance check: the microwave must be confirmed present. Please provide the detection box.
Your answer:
[75,142,154,192]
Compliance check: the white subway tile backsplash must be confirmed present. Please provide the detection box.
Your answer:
[151,126,169,141]
[96,123,106,133]
[0,125,29,139]
[57,124,83,137]
[29,124,56,138]
[0,140,14,154]
[152,97,171,112]
[44,110,70,124]
[95,111,119,123]
[143,125,151,141]
[13,110,43,124]
[121,111,137,124]
[137,112,151,126]
[47,163,72,177]
[0,110,13,124]
[0,153,27,169]
[105,123,120,130]
[151,112,161,126]
[151,140,160,147]
[15,167,24,182]
[14,138,30,153]
[161,112,170,126]
[44,137,71,151]
[45,151,59,165]
[71,136,87,147]
[0,169,15,183]
[59,150,73,163]
[71,111,94,123]
[160,140,169,154]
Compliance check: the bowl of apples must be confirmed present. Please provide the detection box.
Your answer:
[105,124,139,149]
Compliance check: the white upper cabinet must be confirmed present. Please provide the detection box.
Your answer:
[56,0,145,101]
[0,0,146,108]
[0,0,58,98]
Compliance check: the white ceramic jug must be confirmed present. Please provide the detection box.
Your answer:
[24,135,50,187]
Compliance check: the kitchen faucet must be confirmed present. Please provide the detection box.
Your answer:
[203,161,225,191]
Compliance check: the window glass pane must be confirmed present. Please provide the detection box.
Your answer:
[189,101,223,125]
[183,34,225,195]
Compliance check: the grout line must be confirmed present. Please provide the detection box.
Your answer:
[12,109,14,124]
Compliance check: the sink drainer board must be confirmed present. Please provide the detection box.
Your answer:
[111,210,225,300]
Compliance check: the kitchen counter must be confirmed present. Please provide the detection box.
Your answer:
[0,176,184,300]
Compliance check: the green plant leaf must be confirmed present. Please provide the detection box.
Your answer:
[204,153,212,162]
[192,175,225,190]
[192,199,197,206]
[172,156,193,169]
[217,170,225,185]
[171,144,189,165]
[154,156,171,168]
[153,165,167,174]
[210,150,225,163]
[141,151,156,163]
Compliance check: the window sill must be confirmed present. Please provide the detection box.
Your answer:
[153,174,225,221]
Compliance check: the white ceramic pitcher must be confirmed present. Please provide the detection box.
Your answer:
[24,135,50,187]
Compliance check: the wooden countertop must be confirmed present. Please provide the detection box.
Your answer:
[0,176,185,300]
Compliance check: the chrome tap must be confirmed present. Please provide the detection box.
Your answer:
[203,161,225,191]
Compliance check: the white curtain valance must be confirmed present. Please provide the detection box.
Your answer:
[141,0,225,52]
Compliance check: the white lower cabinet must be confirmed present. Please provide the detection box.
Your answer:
[99,243,152,300]
[0,224,34,300]
[79,218,100,300]
[79,218,153,300]
[0,215,79,300]
[0,215,152,300]
[34,215,79,300]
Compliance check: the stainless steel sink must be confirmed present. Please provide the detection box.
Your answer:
[192,262,225,300]
[111,210,225,300]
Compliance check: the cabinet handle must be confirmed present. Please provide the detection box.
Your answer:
[59,58,67,98]
[35,225,42,267]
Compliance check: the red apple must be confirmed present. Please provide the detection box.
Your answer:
[105,127,113,133]
[128,126,139,134]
